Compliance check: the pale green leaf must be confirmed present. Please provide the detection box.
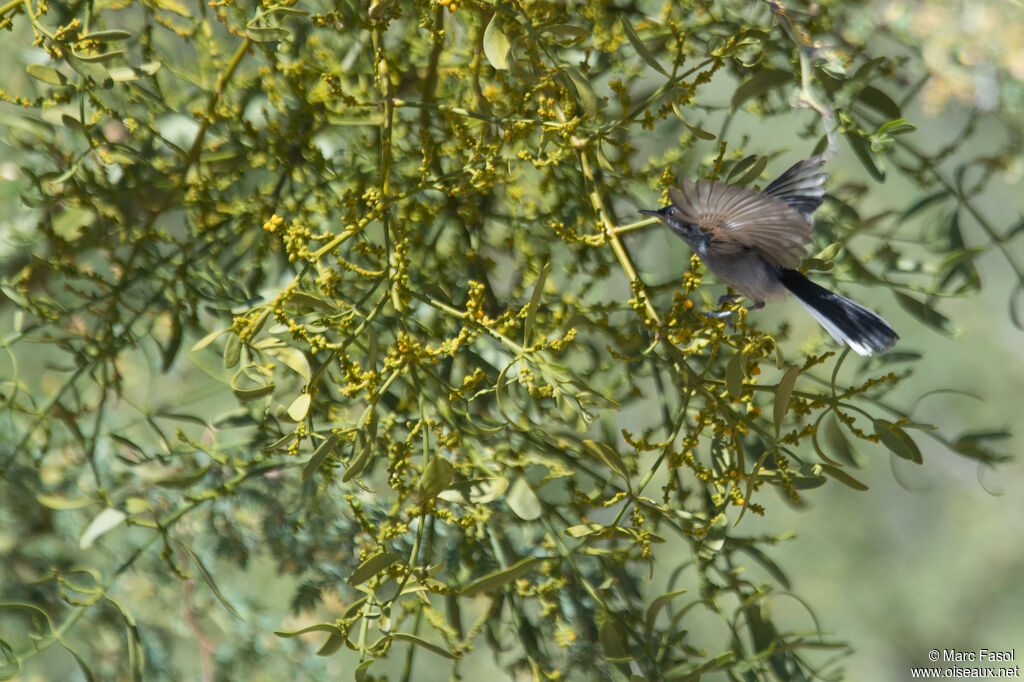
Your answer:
[303,433,339,481]
[461,556,542,597]
[523,262,549,347]
[420,457,454,500]
[563,66,598,118]
[348,551,401,586]
[506,476,542,520]
[772,365,801,435]
[287,393,312,421]
[620,16,669,77]
[725,349,744,398]
[80,507,126,549]
[483,14,511,70]
[873,419,923,463]
[391,633,457,660]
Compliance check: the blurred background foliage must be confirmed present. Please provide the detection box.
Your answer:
[0,0,1020,680]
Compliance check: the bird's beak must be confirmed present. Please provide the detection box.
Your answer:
[639,208,661,217]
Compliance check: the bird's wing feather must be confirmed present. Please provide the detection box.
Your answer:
[762,156,828,215]
[668,179,813,268]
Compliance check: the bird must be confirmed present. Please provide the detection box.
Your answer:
[640,156,898,356]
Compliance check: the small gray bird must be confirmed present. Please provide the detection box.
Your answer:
[641,156,898,356]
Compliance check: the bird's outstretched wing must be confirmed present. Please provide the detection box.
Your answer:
[762,155,828,215]
[667,179,813,268]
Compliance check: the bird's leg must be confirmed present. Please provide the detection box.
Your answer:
[702,300,764,322]
[702,294,741,320]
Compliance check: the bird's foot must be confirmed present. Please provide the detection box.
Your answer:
[702,300,764,326]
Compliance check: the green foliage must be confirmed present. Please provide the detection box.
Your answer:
[0,0,1016,680]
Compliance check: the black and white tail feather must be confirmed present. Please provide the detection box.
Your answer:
[778,269,897,356]
[766,156,897,355]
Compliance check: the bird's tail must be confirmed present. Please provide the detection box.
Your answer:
[779,269,898,356]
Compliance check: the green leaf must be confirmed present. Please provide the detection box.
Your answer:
[36,494,95,510]
[598,615,631,661]
[275,622,344,639]
[950,430,1011,464]
[772,365,801,435]
[506,476,542,520]
[287,393,311,421]
[823,414,860,467]
[70,49,125,63]
[60,113,86,132]
[955,430,1010,445]
[27,64,69,86]
[52,206,95,239]
[354,660,374,682]
[1012,283,1024,331]
[813,242,842,262]
[725,154,758,182]
[620,16,669,77]
[316,631,345,656]
[725,349,744,398]
[178,541,243,619]
[857,85,901,119]
[150,0,192,16]
[563,66,598,118]
[289,290,336,313]
[160,312,184,371]
[483,13,511,70]
[539,23,589,45]
[670,101,716,139]
[108,62,162,82]
[437,477,509,505]
[80,29,134,42]
[391,633,457,660]
[461,556,542,597]
[263,344,311,381]
[819,463,869,491]
[230,368,274,401]
[665,651,735,678]
[734,543,791,589]
[901,191,950,221]
[247,26,290,42]
[732,156,767,187]
[565,523,604,538]
[877,118,916,136]
[262,6,309,17]
[583,439,629,482]
[79,507,126,549]
[698,513,728,560]
[65,55,114,88]
[894,291,954,334]
[644,589,688,635]
[873,419,923,463]
[126,497,151,515]
[846,130,885,181]
[731,69,791,110]
[223,334,241,368]
[348,551,401,586]
[523,262,549,347]
[191,326,230,352]
[302,433,339,481]
[154,465,211,489]
[343,413,378,482]
[420,457,454,500]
